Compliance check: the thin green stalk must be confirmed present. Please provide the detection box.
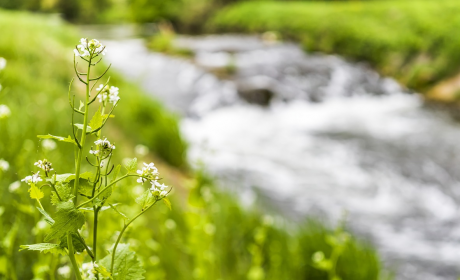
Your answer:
[77,174,138,209]
[93,207,99,259]
[110,201,158,273]
[73,57,92,205]
[67,233,83,280]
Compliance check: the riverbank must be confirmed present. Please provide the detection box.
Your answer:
[209,1,460,102]
[0,10,386,279]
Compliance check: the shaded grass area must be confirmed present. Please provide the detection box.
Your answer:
[0,9,386,279]
[209,1,460,95]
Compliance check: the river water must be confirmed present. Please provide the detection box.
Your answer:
[99,34,460,279]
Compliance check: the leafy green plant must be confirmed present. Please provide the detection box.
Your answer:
[19,38,173,279]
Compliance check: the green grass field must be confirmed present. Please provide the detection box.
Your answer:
[210,1,460,98]
[0,9,387,280]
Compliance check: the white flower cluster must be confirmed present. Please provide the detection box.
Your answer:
[151,181,168,198]
[41,139,56,151]
[136,162,159,184]
[0,104,10,119]
[90,138,115,157]
[21,171,42,185]
[96,84,120,104]
[0,159,9,171]
[137,162,169,198]
[57,265,71,278]
[34,159,53,173]
[74,38,106,58]
[80,262,97,280]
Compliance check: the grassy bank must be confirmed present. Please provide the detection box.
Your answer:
[210,1,460,100]
[0,9,386,279]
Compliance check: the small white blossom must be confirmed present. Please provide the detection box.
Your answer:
[0,57,6,71]
[80,262,97,280]
[34,159,53,173]
[74,38,106,57]
[90,138,115,157]
[8,181,20,193]
[97,85,120,104]
[0,159,9,171]
[42,139,57,151]
[150,180,169,198]
[0,104,11,119]
[57,266,71,278]
[136,162,159,184]
[21,171,43,185]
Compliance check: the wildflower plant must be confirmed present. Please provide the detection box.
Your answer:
[19,38,172,279]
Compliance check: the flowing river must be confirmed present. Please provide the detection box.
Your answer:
[84,30,460,279]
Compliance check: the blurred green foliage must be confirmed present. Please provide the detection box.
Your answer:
[210,1,460,92]
[0,9,386,280]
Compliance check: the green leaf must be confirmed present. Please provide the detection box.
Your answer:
[163,197,172,210]
[124,158,137,173]
[38,134,76,145]
[74,123,92,131]
[19,243,66,255]
[135,190,155,209]
[100,244,145,280]
[95,263,112,278]
[37,207,55,225]
[51,183,74,205]
[59,232,86,253]
[89,107,103,132]
[44,202,85,242]
[29,183,44,200]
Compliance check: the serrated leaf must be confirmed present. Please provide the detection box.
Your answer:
[95,263,112,278]
[19,243,66,255]
[38,134,76,145]
[59,232,86,253]
[163,198,172,210]
[51,183,74,205]
[135,190,155,209]
[29,183,44,200]
[89,107,103,132]
[74,123,92,131]
[37,207,55,225]
[45,202,85,242]
[124,158,137,173]
[100,244,145,280]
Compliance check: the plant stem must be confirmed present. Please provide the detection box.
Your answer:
[67,232,83,280]
[73,57,92,205]
[77,174,137,209]
[93,207,99,259]
[110,201,158,273]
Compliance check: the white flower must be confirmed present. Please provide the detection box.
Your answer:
[90,138,115,157]
[21,171,42,185]
[0,57,6,71]
[0,159,9,171]
[0,104,11,119]
[97,85,120,104]
[75,38,106,57]
[42,139,57,151]
[57,265,71,278]
[34,159,53,173]
[80,262,97,280]
[136,162,159,184]
[150,180,169,198]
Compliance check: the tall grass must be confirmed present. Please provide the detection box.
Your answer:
[0,9,386,279]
